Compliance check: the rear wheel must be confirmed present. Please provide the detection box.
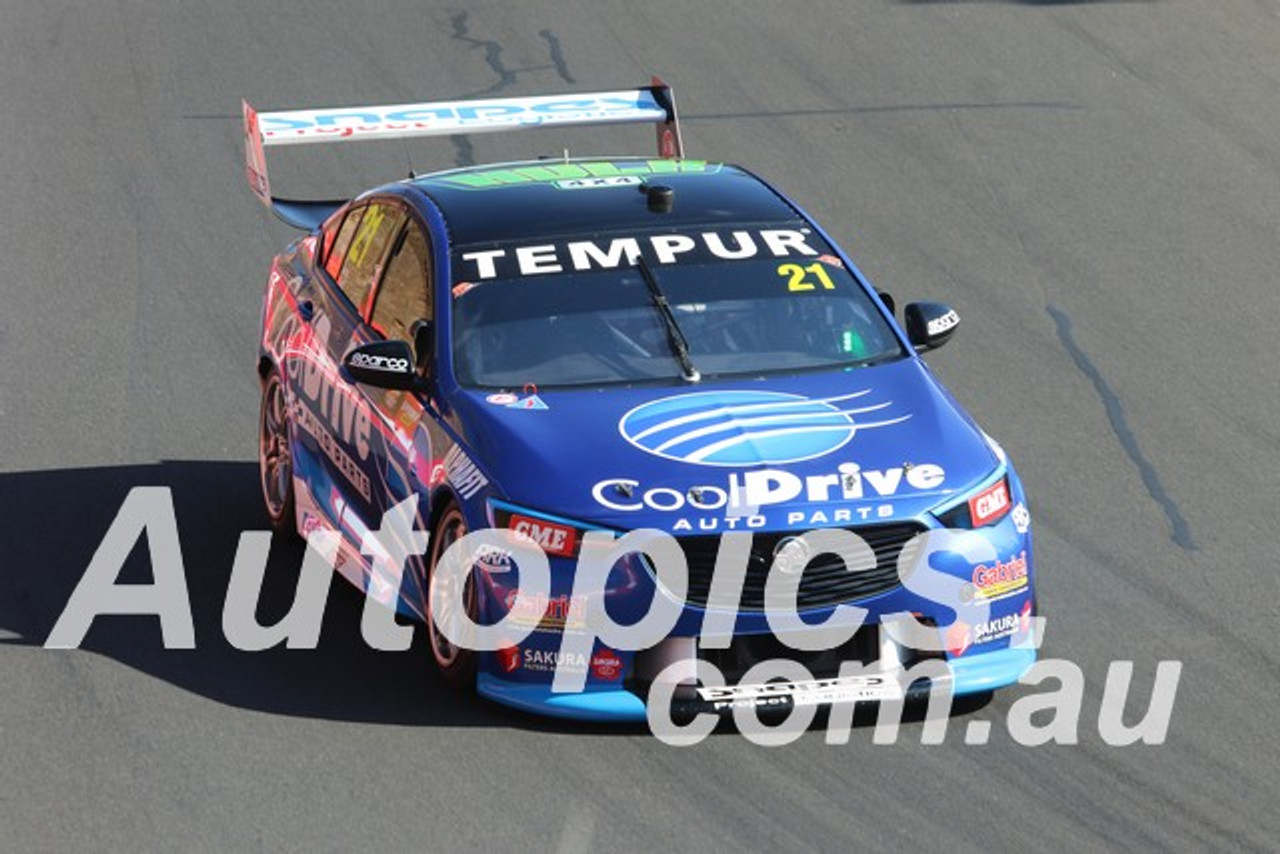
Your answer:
[427,502,478,690]
[258,370,296,534]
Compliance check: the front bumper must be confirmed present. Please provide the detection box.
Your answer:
[477,643,1038,724]
[472,471,1038,723]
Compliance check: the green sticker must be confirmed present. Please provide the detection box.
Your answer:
[434,160,717,190]
[841,330,868,357]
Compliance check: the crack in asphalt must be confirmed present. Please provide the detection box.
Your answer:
[539,29,576,84]
[445,11,577,166]
[449,10,518,96]
[1047,305,1195,550]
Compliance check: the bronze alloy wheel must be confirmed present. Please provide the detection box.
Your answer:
[258,371,296,533]
[427,503,479,688]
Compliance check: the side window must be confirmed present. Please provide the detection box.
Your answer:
[337,202,404,312]
[323,207,363,280]
[370,222,431,342]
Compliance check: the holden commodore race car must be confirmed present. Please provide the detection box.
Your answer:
[244,80,1037,722]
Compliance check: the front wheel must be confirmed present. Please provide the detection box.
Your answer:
[258,370,296,534]
[426,502,478,690]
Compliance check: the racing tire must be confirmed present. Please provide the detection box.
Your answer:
[426,502,479,691]
[258,370,297,535]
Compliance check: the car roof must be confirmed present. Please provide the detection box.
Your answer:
[408,158,804,247]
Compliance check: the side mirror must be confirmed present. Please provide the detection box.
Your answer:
[904,302,960,353]
[410,318,434,370]
[342,340,419,389]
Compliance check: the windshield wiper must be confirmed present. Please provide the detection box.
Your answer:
[635,256,700,383]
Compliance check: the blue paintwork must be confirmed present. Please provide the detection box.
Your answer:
[257,157,1039,723]
[477,673,649,722]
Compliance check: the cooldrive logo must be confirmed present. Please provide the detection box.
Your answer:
[619,390,910,466]
[592,461,947,524]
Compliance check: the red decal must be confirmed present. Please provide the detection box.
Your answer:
[591,648,623,681]
[509,514,577,557]
[969,479,1011,527]
[946,622,971,658]
[497,645,521,674]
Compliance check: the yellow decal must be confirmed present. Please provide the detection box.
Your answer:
[778,262,836,292]
[346,206,387,267]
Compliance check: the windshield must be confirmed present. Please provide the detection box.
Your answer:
[450,229,905,388]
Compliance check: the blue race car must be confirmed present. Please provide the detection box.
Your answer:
[244,80,1037,722]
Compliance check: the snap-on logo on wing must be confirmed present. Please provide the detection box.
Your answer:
[618,390,910,467]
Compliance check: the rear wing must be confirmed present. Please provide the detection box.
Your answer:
[243,78,683,229]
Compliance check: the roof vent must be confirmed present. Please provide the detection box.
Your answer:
[645,184,675,213]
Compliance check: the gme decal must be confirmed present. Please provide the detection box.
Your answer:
[509,513,577,558]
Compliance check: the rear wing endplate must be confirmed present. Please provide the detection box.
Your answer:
[243,78,683,228]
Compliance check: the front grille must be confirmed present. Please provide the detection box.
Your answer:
[678,522,925,611]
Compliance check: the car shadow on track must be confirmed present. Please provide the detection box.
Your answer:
[0,460,592,731]
[0,461,993,737]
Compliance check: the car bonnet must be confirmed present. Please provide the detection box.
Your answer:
[450,357,999,533]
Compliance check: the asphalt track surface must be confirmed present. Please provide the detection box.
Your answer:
[2,1,1278,851]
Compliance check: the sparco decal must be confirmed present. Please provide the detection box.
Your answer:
[349,352,410,372]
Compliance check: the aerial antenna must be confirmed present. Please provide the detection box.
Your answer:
[404,139,416,180]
